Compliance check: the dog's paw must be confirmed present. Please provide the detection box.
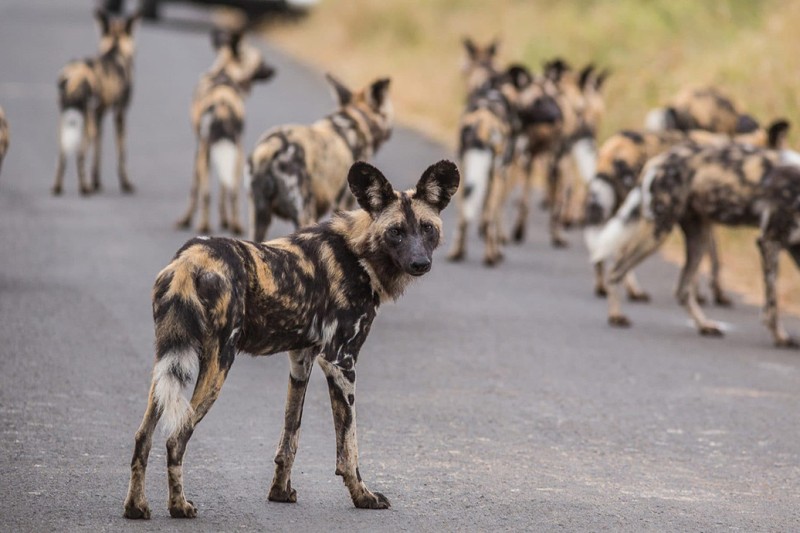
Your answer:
[714,293,733,308]
[511,225,526,244]
[353,490,391,510]
[627,291,651,303]
[608,315,631,328]
[268,483,297,503]
[229,223,243,236]
[594,286,608,298]
[169,499,197,518]
[51,185,63,196]
[121,181,135,194]
[775,336,800,349]
[699,324,724,337]
[123,498,151,520]
[80,186,93,196]
[551,237,569,249]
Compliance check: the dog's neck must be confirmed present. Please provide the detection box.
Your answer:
[329,210,413,303]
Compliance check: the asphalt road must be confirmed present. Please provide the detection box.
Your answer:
[2,2,800,532]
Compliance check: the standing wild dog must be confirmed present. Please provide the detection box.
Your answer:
[590,134,800,345]
[758,164,800,347]
[584,120,787,302]
[645,86,756,135]
[176,30,275,235]
[53,9,139,196]
[510,58,609,247]
[447,37,532,265]
[247,74,392,242]
[123,160,459,519]
[0,106,8,177]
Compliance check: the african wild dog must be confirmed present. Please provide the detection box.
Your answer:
[53,9,139,196]
[510,58,609,247]
[447,37,537,265]
[247,74,392,242]
[584,120,787,302]
[645,86,754,135]
[176,29,275,235]
[757,164,800,347]
[123,160,459,519]
[590,128,800,346]
[0,106,8,177]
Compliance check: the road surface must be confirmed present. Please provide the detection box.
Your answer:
[1,2,799,531]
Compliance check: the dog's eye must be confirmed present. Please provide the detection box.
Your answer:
[421,222,434,234]
[387,227,403,239]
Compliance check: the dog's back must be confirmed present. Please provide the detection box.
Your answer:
[248,74,392,242]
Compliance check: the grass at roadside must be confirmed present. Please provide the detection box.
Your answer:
[262,0,800,314]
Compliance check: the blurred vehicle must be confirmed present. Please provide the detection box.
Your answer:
[104,0,317,20]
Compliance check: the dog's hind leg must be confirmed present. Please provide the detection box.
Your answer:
[708,231,732,307]
[624,271,650,302]
[91,106,104,192]
[166,340,233,518]
[123,381,161,519]
[227,144,244,235]
[53,149,67,196]
[318,358,390,510]
[114,106,134,193]
[218,186,229,230]
[759,237,798,347]
[548,154,569,248]
[176,141,206,230]
[511,153,535,243]
[677,218,723,337]
[268,349,315,503]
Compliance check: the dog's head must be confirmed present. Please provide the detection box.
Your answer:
[210,29,276,92]
[95,9,140,58]
[462,37,499,91]
[325,74,393,146]
[347,160,459,277]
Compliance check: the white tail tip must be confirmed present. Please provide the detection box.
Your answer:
[153,350,199,437]
[210,140,239,191]
[60,109,84,155]
[461,148,493,222]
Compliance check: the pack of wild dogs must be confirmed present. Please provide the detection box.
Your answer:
[35,9,800,520]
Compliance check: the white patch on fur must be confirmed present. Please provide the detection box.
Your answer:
[462,148,493,222]
[321,319,338,346]
[153,349,199,437]
[779,149,800,168]
[571,138,597,184]
[644,108,667,131]
[60,109,83,155]
[583,179,616,254]
[589,188,642,264]
[210,140,238,190]
[639,163,660,218]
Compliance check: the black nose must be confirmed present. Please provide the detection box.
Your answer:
[410,259,431,274]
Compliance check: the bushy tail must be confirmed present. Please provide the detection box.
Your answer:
[59,109,84,155]
[151,266,205,436]
[461,148,493,222]
[210,139,238,190]
[589,187,643,264]
[571,137,597,184]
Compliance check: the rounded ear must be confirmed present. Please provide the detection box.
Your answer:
[252,61,276,82]
[735,113,760,134]
[348,161,396,216]
[414,160,460,212]
[578,64,595,90]
[487,38,499,57]
[229,31,243,59]
[325,73,353,107]
[463,37,478,60]
[94,8,111,34]
[125,11,142,34]
[595,68,611,90]
[368,77,391,109]
[768,119,791,150]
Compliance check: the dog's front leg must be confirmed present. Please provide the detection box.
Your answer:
[269,348,315,503]
[318,357,390,509]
